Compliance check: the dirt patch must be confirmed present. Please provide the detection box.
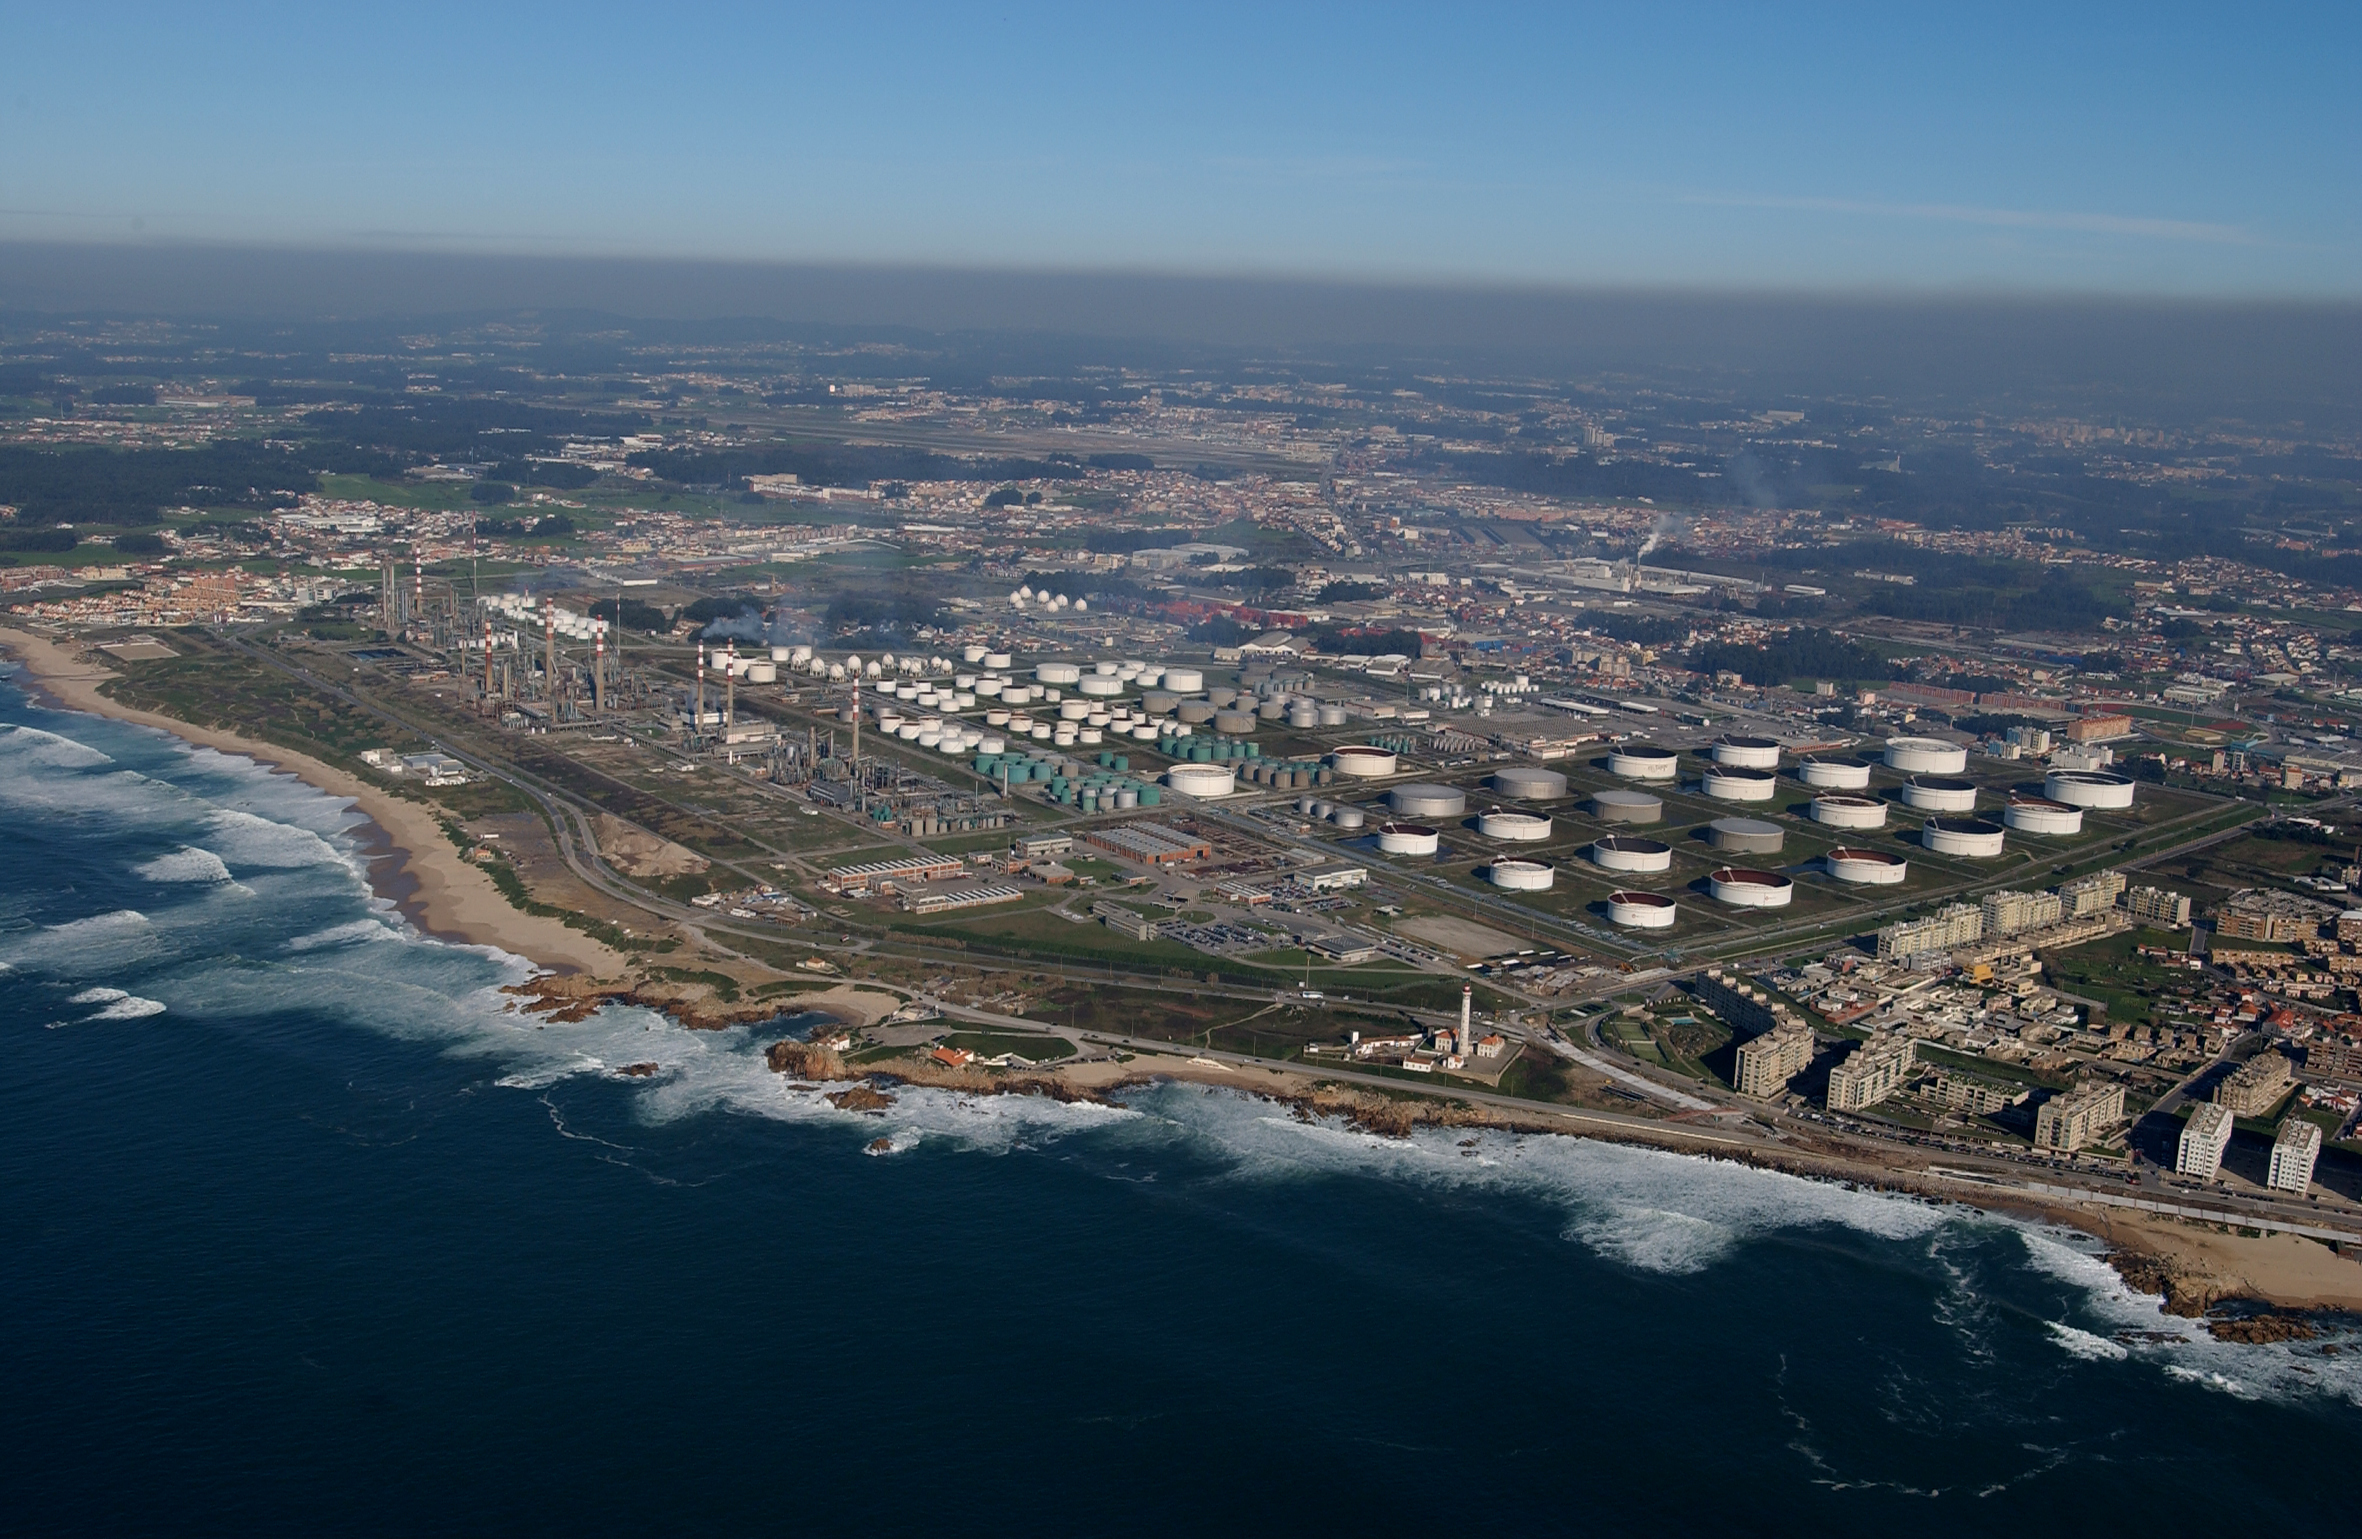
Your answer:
[593,814,710,879]
[1395,914,1528,958]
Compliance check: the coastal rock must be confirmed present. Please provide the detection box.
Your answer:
[826,1084,896,1113]
[2205,1311,2317,1345]
[767,1039,848,1079]
[615,1062,661,1078]
[2106,1249,2222,1316]
[505,972,826,1032]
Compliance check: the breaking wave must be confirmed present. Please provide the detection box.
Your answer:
[134,846,236,884]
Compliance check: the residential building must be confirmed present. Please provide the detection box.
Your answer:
[1933,1071,2027,1117]
[1982,889,2065,937]
[2268,1118,2323,1194]
[2177,1102,2234,1179]
[1876,904,1985,961]
[1734,1021,1815,1099]
[2066,713,2134,742]
[2215,1050,2294,1116]
[1827,1033,1918,1112]
[2033,1082,2127,1152]
[1691,969,1782,1035]
[2307,1038,2362,1081]
[2124,886,2193,928]
[2058,869,2127,920]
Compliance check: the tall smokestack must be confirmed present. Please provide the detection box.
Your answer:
[592,624,605,714]
[695,642,706,732]
[725,641,737,730]
[482,612,493,706]
[543,609,555,706]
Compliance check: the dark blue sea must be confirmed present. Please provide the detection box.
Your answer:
[2,671,2356,1536]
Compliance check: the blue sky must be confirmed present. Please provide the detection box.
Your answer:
[3,2,2355,294]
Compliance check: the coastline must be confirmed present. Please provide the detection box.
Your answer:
[0,626,625,976]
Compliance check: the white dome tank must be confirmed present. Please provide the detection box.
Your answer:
[1476,809,1552,842]
[1885,737,1969,774]
[2044,770,2136,809]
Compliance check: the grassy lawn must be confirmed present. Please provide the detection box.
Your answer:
[939,1030,1076,1062]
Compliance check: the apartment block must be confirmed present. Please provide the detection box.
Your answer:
[1876,903,1985,961]
[1982,889,2065,937]
[2268,1118,2323,1194]
[1827,1033,1918,1112]
[2177,1102,2234,1179]
[2058,869,2127,920]
[1734,1021,1815,1100]
[2215,1051,2293,1117]
[2123,886,2192,928]
[1932,1071,2026,1117]
[2033,1082,2127,1152]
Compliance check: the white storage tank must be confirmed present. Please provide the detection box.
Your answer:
[1477,809,1552,842]
[1058,699,1092,721]
[1797,755,1875,790]
[1608,744,1681,781]
[1607,890,1678,929]
[1591,835,1673,873]
[1710,735,1783,770]
[1709,868,1794,907]
[1923,816,2006,857]
[1810,794,1888,830]
[1331,745,1400,778]
[1164,763,1237,798]
[2004,794,2085,835]
[1161,667,1205,693]
[983,652,1013,670]
[1377,822,1441,856]
[1492,765,1569,800]
[1487,859,1554,891]
[1592,788,1663,824]
[2044,769,2137,809]
[1703,766,1779,802]
[1389,783,1467,818]
[1035,662,1083,686]
[1898,776,1979,812]
[1824,847,1908,885]
[1707,817,1784,855]
[1332,806,1366,830]
[1078,676,1122,698]
[1885,736,1969,775]
[742,660,777,684]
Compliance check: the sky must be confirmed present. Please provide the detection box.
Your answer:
[2,2,2356,296]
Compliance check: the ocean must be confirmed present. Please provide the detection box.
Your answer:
[2,669,2357,1535]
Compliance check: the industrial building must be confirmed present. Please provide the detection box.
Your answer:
[1083,821,1213,866]
[2177,1102,2235,1180]
[1827,1033,1918,1112]
[2033,1082,2126,1152]
[820,853,967,894]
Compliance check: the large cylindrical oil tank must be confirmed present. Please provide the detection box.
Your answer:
[1899,775,1978,812]
[1161,667,1205,693]
[2004,794,2085,835]
[1608,744,1681,781]
[1331,745,1400,778]
[1709,868,1794,907]
[1591,835,1673,873]
[1317,704,1350,727]
[1492,765,1569,800]
[1797,755,1875,790]
[1592,788,1663,824]
[1163,763,1237,798]
[1707,817,1784,855]
[1824,847,1908,885]
[1710,735,1782,770]
[1885,736,1969,774]
[1477,809,1552,842]
[1332,806,1366,830]
[1607,890,1678,929]
[1703,766,1779,802]
[1142,690,1180,715]
[2044,770,2136,809]
[1035,662,1082,686]
[1810,794,1888,830]
[1487,859,1554,891]
[1923,816,2006,856]
[1377,822,1440,856]
[1176,701,1216,724]
[1389,783,1466,818]
[1213,710,1257,735]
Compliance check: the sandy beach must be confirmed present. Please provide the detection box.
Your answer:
[0,626,625,976]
